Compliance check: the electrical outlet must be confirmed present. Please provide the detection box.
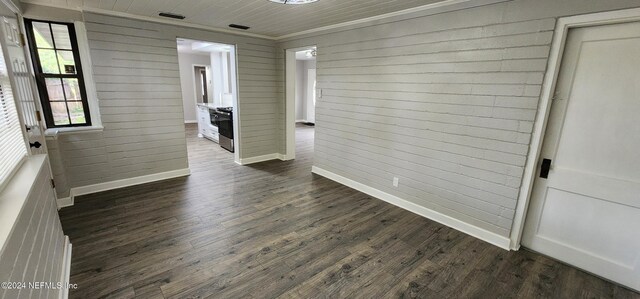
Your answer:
[393,177,399,187]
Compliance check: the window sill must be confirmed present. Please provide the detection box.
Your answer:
[0,155,47,251]
[44,126,104,138]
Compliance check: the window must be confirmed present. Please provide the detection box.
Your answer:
[24,19,91,128]
[0,39,28,190]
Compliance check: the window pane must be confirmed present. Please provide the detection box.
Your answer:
[51,24,72,50]
[67,102,86,124]
[45,78,64,101]
[50,102,70,125]
[38,49,60,74]
[62,78,81,101]
[57,50,76,74]
[32,22,53,48]
[27,20,90,128]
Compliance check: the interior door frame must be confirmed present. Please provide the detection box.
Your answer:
[177,37,241,164]
[509,7,640,250]
[284,45,316,161]
[306,68,316,123]
[190,63,209,120]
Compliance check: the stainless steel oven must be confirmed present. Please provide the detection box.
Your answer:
[210,107,233,152]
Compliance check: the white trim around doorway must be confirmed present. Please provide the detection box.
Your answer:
[177,38,242,165]
[509,7,640,250]
[284,45,316,161]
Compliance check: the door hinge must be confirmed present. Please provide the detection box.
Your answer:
[19,33,25,47]
[35,110,41,122]
[50,179,55,189]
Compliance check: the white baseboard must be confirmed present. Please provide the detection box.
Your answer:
[311,166,511,250]
[281,154,295,161]
[295,119,306,123]
[56,196,73,209]
[236,153,286,165]
[184,120,198,124]
[58,168,190,208]
[59,236,72,299]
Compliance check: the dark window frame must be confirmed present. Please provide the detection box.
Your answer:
[24,19,92,128]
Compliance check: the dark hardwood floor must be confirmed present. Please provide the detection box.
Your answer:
[60,124,640,299]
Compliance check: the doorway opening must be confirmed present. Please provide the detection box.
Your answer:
[177,38,240,165]
[194,66,208,104]
[285,46,317,160]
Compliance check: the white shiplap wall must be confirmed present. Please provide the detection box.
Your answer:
[277,0,640,238]
[0,157,67,299]
[46,12,279,198]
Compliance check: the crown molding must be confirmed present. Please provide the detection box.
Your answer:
[274,0,474,40]
[1,0,21,14]
[19,0,509,41]
[274,0,511,40]
[19,0,276,40]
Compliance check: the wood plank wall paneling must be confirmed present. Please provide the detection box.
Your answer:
[0,161,66,299]
[276,0,640,237]
[46,138,71,198]
[47,12,280,198]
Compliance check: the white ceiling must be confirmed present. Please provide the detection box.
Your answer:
[21,0,447,37]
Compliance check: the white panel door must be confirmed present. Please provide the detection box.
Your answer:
[306,68,316,123]
[0,16,48,155]
[522,21,640,291]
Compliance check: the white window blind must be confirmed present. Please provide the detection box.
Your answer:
[0,40,27,190]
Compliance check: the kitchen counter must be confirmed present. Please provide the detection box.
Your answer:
[197,103,217,110]
[197,104,219,143]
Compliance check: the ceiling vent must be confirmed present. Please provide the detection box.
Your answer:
[159,12,186,20]
[229,24,250,30]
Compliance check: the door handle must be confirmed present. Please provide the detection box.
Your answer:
[29,141,42,148]
[540,158,552,179]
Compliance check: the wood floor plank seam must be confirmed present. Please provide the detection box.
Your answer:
[58,124,640,298]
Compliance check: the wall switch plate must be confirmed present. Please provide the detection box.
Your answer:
[393,177,399,187]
